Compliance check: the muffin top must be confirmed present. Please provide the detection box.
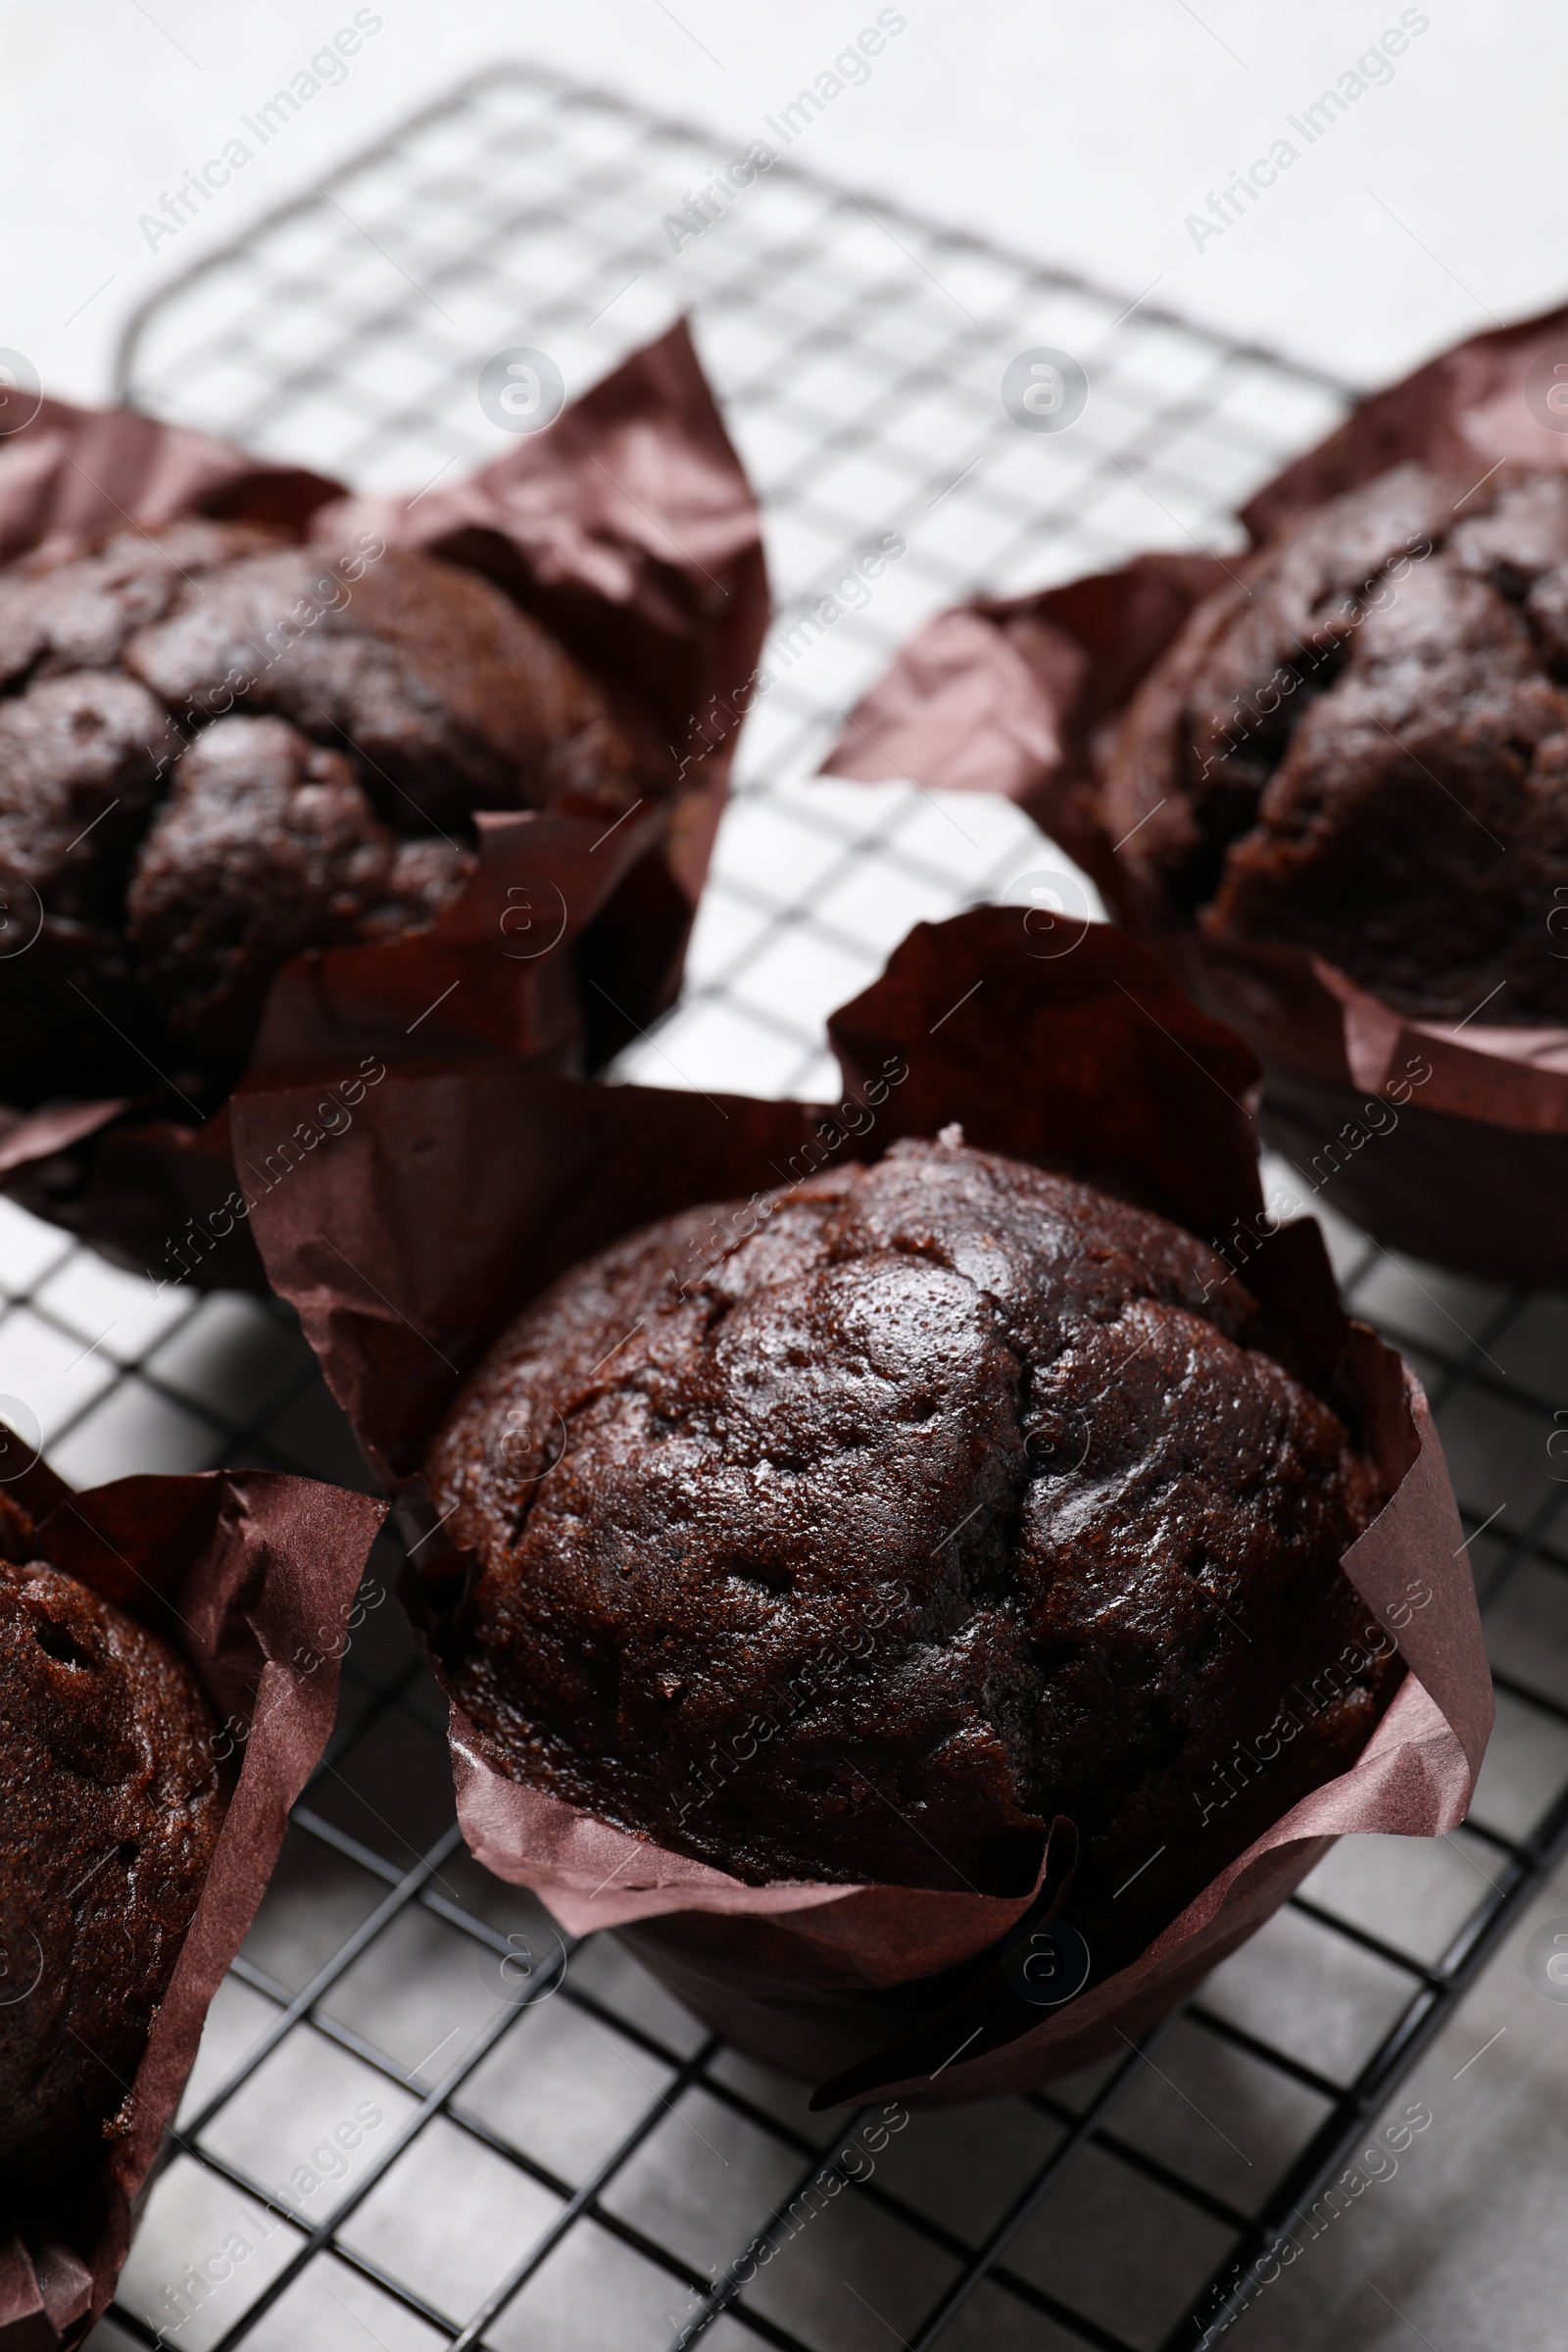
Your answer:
[0,519,638,1102]
[0,1495,227,2192]
[1102,462,1568,1022]
[427,1135,1391,1946]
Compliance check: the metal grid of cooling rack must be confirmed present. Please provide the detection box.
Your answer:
[112,58,1355,1109]
[0,55,1546,2352]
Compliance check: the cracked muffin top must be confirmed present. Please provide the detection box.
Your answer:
[0,1494,227,2196]
[0,518,638,1104]
[427,1133,1394,1955]
[1102,462,1568,1023]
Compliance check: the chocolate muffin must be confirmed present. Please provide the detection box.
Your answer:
[125,715,470,1070]
[0,520,638,1104]
[427,1133,1393,1962]
[1102,462,1568,1022]
[0,1494,227,2197]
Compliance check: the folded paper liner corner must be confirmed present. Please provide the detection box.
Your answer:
[0,1446,386,2352]
[0,317,767,1290]
[235,908,1493,2109]
[821,301,1568,1280]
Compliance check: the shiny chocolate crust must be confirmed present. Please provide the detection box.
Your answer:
[0,522,638,1104]
[0,1505,226,2193]
[426,1135,1391,1951]
[1102,463,1568,1022]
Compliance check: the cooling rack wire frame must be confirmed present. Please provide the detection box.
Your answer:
[0,57,1554,2352]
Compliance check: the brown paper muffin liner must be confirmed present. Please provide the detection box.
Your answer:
[0,318,767,1290]
[823,301,1568,1282]
[231,909,1491,2107]
[0,1444,385,2349]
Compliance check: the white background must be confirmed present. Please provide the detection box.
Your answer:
[5,0,1565,404]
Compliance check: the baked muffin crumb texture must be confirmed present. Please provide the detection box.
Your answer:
[427,1135,1393,1960]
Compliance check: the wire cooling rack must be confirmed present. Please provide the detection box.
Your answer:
[0,56,1551,2352]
